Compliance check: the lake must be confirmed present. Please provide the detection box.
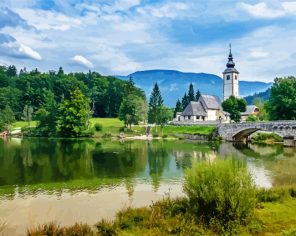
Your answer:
[0,138,296,235]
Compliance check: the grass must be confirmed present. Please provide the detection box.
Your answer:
[27,186,296,236]
[12,118,216,139]
[12,121,37,128]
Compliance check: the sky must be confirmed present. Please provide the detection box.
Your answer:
[0,0,296,82]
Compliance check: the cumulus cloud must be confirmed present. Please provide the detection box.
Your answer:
[0,41,42,61]
[19,44,42,60]
[72,55,94,68]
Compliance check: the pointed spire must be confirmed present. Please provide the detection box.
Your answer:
[226,43,235,68]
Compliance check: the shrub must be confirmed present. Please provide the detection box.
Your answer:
[251,132,283,143]
[102,133,112,138]
[94,123,103,131]
[184,160,256,231]
[96,220,117,236]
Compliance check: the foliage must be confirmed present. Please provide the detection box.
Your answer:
[222,95,247,122]
[188,83,195,102]
[246,115,259,122]
[184,160,256,231]
[0,65,144,121]
[251,132,283,144]
[155,106,173,127]
[267,77,296,120]
[27,222,94,236]
[181,92,189,110]
[195,90,201,101]
[148,83,163,124]
[253,97,269,121]
[57,89,91,137]
[94,123,103,131]
[119,77,147,128]
[0,105,15,131]
[22,104,34,127]
[174,99,183,117]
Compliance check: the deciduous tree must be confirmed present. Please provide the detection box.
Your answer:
[222,96,247,123]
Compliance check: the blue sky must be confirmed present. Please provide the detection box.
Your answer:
[0,0,296,82]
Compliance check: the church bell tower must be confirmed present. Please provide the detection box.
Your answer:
[223,44,239,101]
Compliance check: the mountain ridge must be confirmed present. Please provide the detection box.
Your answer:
[115,70,272,107]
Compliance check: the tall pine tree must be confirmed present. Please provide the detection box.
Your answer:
[148,83,163,124]
[174,99,183,117]
[188,83,195,102]
[195,90,201,101]
[181,92,189,110]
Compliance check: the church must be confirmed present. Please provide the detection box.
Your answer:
[175,45,257,123]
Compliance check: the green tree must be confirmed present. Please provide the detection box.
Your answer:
[222,96,247,123]
[174,99,183,117]
[0,105,15,131]
[267,77,296,120]
[22,104,34,127]
[195,90,201,101]
[181,92,189,109]
[35,90,58,136]
[188,83,195,102]
[119,94,146,129]
[57,67,64,76]
[155,106,173,128]
[253,97,268,121]
[148,83,163,124]
[57,89,91,137]
[6,65,17,77]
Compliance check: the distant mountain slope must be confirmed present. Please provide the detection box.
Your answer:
[116,70,272,107]
[245,88,271,105]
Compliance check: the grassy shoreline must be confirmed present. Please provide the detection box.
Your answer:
[12,118,216,139]
[26,186,296,236]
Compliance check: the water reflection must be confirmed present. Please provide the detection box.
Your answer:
[0,138,296,198]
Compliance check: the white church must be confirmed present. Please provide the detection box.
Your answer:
[175,45,258,123]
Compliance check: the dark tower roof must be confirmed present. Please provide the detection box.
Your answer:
[223,44,239,74]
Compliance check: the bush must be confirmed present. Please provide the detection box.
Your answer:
[251,132,283,143]
[102,133,112,138]
[184,160,256,231]
[94,123,103,131]
[96,220,117,236]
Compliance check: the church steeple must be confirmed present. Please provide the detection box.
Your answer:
[226,43,235,68]
[223,44,239,101]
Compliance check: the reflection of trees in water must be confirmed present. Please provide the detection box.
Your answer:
[147,141,171,191]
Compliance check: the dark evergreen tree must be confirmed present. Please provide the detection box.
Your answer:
[57,67,64,76]
[188,83,195,102]
[6,65,17,77]
[148,83,163,124]
[174,99,183,117]
[181,92,189,109]
[195,90,201,101]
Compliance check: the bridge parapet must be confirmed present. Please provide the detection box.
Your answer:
[217,121,296,142]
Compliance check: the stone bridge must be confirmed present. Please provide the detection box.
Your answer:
[217,121,296,145]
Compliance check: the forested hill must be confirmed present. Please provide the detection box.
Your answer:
[244,88,271,105]
[117,70,272,107]
[0,65,145,119]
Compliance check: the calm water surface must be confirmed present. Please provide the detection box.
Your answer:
[0,138,296,235]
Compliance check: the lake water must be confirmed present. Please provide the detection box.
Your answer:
[0,138,296,235]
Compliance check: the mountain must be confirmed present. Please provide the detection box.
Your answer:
[116,70,272,107]
[244,88,271,105]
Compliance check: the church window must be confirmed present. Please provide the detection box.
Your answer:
[227,75,230,80]
[235,75,237,80]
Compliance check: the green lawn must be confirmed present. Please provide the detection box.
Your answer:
[12,118,216,138]
[12,121,37,128]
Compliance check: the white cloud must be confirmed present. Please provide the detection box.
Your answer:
[72,55,94,68]
[19,43,42,60]
[239,2,284,19]
[15,8,82,31]
[249,48,269,59]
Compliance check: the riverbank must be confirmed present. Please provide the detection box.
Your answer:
[25,185,296,236]
[12,118,216,140]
